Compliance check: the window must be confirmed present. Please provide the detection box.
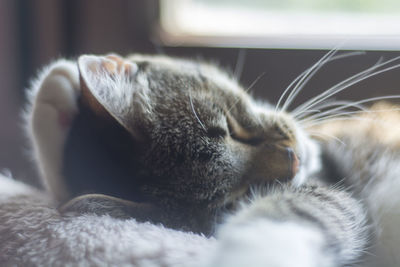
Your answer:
[159,0,400,49]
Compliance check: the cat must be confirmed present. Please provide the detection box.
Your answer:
[29,53,321,234]
[25,51,400,266]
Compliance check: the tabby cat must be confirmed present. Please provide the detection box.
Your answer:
[26,51,400,266]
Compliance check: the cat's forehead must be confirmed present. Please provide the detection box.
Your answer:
[127,54,242,94]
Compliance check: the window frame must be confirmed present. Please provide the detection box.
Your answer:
[156,0,400,50]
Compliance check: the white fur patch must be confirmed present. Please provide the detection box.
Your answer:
[293,128,321,186]
[207,219,334,267]
[78,55,155,138]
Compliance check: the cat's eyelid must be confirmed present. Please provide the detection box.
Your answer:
[225,113,249,137]
[225,111,289,145]
[206,126,227,138]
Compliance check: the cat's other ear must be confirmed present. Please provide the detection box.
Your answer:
[78,54,144,140]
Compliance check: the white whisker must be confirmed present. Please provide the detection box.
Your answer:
[281,51,365,112]
[293,109,322,118]
[307,130,346,145]
[304,116,367,128]
[227,72,266,114]
[275,49,338,114]
[189,89,206,131]
[293,58,382,116]
[305,112,366,125]
[299,95,400,123]
[293,100,366,119]
[246,72,266,94]
[304,109,400,128]
[297,101,367,122]
[294,56,400,116]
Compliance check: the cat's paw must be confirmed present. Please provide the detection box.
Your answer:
[31,59,79,132]
[206,220,336,267]
[28,59,80,200]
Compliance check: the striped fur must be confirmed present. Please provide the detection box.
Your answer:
[209,184,369,267]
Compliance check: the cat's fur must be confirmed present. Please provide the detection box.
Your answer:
[23,52,400,266]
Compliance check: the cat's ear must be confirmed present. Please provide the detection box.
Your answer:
[78,54,144,139]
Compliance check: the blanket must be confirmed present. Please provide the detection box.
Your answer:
[0,174,215,266]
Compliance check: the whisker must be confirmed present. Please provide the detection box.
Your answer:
[293,109,322,118]
[304,109,400,128]
[227,72,266,114]
[331,107,400,119]
[304,116,368,128]
[305,112,368,125]
[275,69,308,115]
[275,49,338,114]
[281,51,365,112]
[299,95,400,123]
[293,100,366,120]
[293,58,383,116]
[234,49,247,81]
[311,99,366,111]
[296,101,367,122]
[294,56,400,116]
[246,72,266,94]
[189,89,206,131]
[307,130,346,145]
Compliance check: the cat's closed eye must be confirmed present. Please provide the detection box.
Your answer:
[205,115,264,145]
[225,115,265,146]
[207,126,227,138]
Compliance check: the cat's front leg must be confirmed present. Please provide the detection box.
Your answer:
[27,59,80,200]
[207,185,368,267]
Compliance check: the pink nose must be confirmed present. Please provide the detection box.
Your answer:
[287,148,300,179]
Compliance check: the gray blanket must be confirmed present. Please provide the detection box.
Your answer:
[0,174,215,266]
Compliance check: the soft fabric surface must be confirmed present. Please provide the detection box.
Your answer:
[0,174,215,266]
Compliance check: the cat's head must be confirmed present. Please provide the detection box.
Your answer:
[64,54,320,219]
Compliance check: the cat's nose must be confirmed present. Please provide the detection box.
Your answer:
[287,147,300,179]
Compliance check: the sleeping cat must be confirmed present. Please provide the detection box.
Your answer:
[29,54,320,233]
[26,52,400,266]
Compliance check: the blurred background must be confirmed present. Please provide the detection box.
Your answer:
[1,0,400,187]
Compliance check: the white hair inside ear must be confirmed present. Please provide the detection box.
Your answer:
[77,54,148,140]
